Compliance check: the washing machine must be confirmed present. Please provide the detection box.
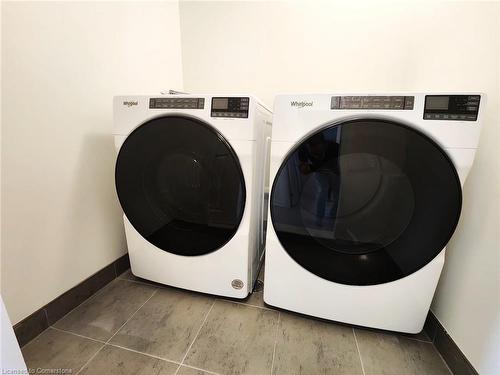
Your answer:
[264,93,484,333]
[113,94,272,298]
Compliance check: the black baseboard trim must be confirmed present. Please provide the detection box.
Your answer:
[424,310,478,375]
[13,253,130,347]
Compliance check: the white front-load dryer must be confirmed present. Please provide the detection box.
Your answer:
[113,94,272,298]
[264,93,484,333]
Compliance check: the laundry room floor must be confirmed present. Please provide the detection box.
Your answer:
[21,267,452,375]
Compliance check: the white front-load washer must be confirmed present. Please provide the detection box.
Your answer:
[264,93,484,333]
[113,94,272,298]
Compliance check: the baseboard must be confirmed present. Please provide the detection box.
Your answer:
[424,310,478,375]
[13,253,130,347]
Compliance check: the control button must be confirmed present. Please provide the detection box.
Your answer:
[466,115,476,120]
[404,96,414,110]
[331,96,341,109]
[424,114,432,119]
[459,115,467,119]
[450,114,458,119]
[468,95,480,101]
[443,114,449,119]
[466,106,478,111]
[434,114,441,119]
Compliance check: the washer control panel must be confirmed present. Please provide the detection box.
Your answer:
[331,96,414,110]
[424,95,480,121]
[211,97,249,118]
[149,97,205,109]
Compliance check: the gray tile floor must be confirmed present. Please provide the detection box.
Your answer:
[22,268,452,375]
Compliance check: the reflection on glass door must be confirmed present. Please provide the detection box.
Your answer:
[271,119,461,285]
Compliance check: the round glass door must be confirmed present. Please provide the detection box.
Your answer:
[116,116,246,256]
[270,119,461,285]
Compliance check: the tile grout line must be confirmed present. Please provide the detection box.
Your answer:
[52,315,443,375]
[46,280,251,375]
[23,268,129,350]
[50,326,107,344]
[105,288,159,344]
[269,311,281,375]
[51,278,119,328]
[216,296,276,312]
[120,277,276,311]
[180,363,222,375]
[22,281,118,350]
[20,322,54,351]
[74,344,105,375]
[118,277,163,288]
[107,343,181,365]
[353,328,367,375]
[72,287,159,375]
[46,326,221,375]
[174,299,216,375]
[120,276,277,313]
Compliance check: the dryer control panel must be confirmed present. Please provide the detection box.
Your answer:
[424,95,480,121]
[149,97,205,109]
[331,96,415,110]
[211,97,249,118]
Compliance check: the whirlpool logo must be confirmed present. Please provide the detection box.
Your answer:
[290,100,313,108]
[123,100,138,107]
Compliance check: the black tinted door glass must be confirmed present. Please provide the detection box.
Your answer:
[271,119,461,285]
[116,116,245,256]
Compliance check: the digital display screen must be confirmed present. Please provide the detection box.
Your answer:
[426,96,449,110]
[212,98,229,110]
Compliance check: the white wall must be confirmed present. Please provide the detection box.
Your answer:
[1,1,183,324]
[179,2,500,373]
